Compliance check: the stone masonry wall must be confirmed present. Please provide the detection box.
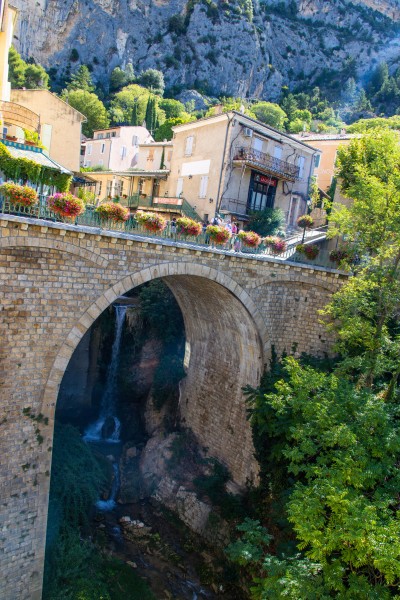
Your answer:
[0,215,346,600]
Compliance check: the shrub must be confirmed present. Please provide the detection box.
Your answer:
[297,214,314,228]
[206,224,231,244]
[0,182,38,206]
[176,216,202,236]
[96,202,129,223]
[238,230,261,247]
[135,210,166,232]
[47,192,85,218]
[264,236,287,254]
[296,243,320,259]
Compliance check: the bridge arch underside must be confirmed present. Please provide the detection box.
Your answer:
[162,275,263,487]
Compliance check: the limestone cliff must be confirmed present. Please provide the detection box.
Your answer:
[12,0,400,99]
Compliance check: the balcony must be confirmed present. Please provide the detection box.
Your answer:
[233,146,300,182]
[0,101,40,132]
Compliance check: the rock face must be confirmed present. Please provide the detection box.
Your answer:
[12,0,400,100]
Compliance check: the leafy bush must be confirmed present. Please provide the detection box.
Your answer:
[245,207,285,236]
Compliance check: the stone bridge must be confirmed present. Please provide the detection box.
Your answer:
[0,214,346,599]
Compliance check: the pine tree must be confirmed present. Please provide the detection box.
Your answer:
[131,101,139,126]
[67,65,94,92]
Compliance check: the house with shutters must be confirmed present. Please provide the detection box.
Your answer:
[169,111,320,226]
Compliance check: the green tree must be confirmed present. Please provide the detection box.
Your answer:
[245,207,285,236]
[110,64,135,92]
[252,102,287,129]
[280,93,298,122]
[62,90,109,136]
[154,114,193,141]
[137,69,165,95]
[67,65,94,92]
[159,98,186,119]
[8,47,49,89]
[8,46,27,88]
[110,84,165,127]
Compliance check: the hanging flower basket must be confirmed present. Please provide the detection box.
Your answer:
[96,202,129,223]
[0,182,38,207]
[297,214,314,229]
[135,210,166,232]
[296,243,320,260]
[176,217,202,237]
[47,192,85,218]
[206,224,231,245]
[238,230,261,248]
[264,236,287,254]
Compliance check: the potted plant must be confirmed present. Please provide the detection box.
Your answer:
[176,216,202,237]
[135,210,166,232]
[329,248,353,265]
[206,224,231,245]
[96,202,129,223]
[47,192,85,219]
[264,236,287,254]
[238,230,261,248]
[296,243,320,260]
[0,182,38,207]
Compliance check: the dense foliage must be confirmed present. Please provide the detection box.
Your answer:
[245,207,285,237]
[227,122,400,598]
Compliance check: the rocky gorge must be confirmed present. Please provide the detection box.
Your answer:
[12,0,400,100]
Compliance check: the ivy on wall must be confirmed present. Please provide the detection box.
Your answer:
[0,143,72,191]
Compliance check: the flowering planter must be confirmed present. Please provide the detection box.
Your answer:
[96,202,129,223]
[264,236,287,254]
[47,192,85,219]
[238,230,261,248]
[297,214,314,229]
[329,249,351,264]
[206,224,231,245]
[176,217,202,237]
[0,182,38,207]
[296,243,320,260]
[135,210,166,232]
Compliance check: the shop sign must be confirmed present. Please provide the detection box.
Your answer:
[254,174,278,186]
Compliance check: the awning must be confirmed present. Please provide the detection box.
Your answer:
[73,172,98,185]
[5,145,72,174]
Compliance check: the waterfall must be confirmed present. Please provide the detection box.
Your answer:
[84,305,126,443]
[96,462,120,511]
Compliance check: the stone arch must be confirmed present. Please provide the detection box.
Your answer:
[42,262,266,485]
[0,235,109,267]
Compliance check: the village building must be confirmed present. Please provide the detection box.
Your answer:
[169,111,320,226]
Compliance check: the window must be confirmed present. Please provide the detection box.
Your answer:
[176,177,183,197]
[101,143,105,154]
[314,154,321,168]
[132,135,139,146]
[185,135,194,156]
[273,145,282,160]
[298,156,305,179]
[97,133,104,139]
[199,175,208,198]
[106,132,111,139]
[111,132,116,137]
[121,146,127,159]
[85,160,91,167]
[252,137,263,152]
[87,144,92,156]
[97,181,102,196]
[247,172,277,212]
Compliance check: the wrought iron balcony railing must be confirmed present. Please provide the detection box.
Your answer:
[233,146,300,181]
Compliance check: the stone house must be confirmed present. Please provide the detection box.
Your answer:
[169,111,320,226]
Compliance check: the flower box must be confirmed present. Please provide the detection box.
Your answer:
[176,217,202,237]
[296,243,320,259]
[96,202,129,223]
[238,230,261,248]
[264,236,287,254]
[47,192,85,218]
[0,182,38,207]
[135,210,166,232]
[206,224,231,245]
